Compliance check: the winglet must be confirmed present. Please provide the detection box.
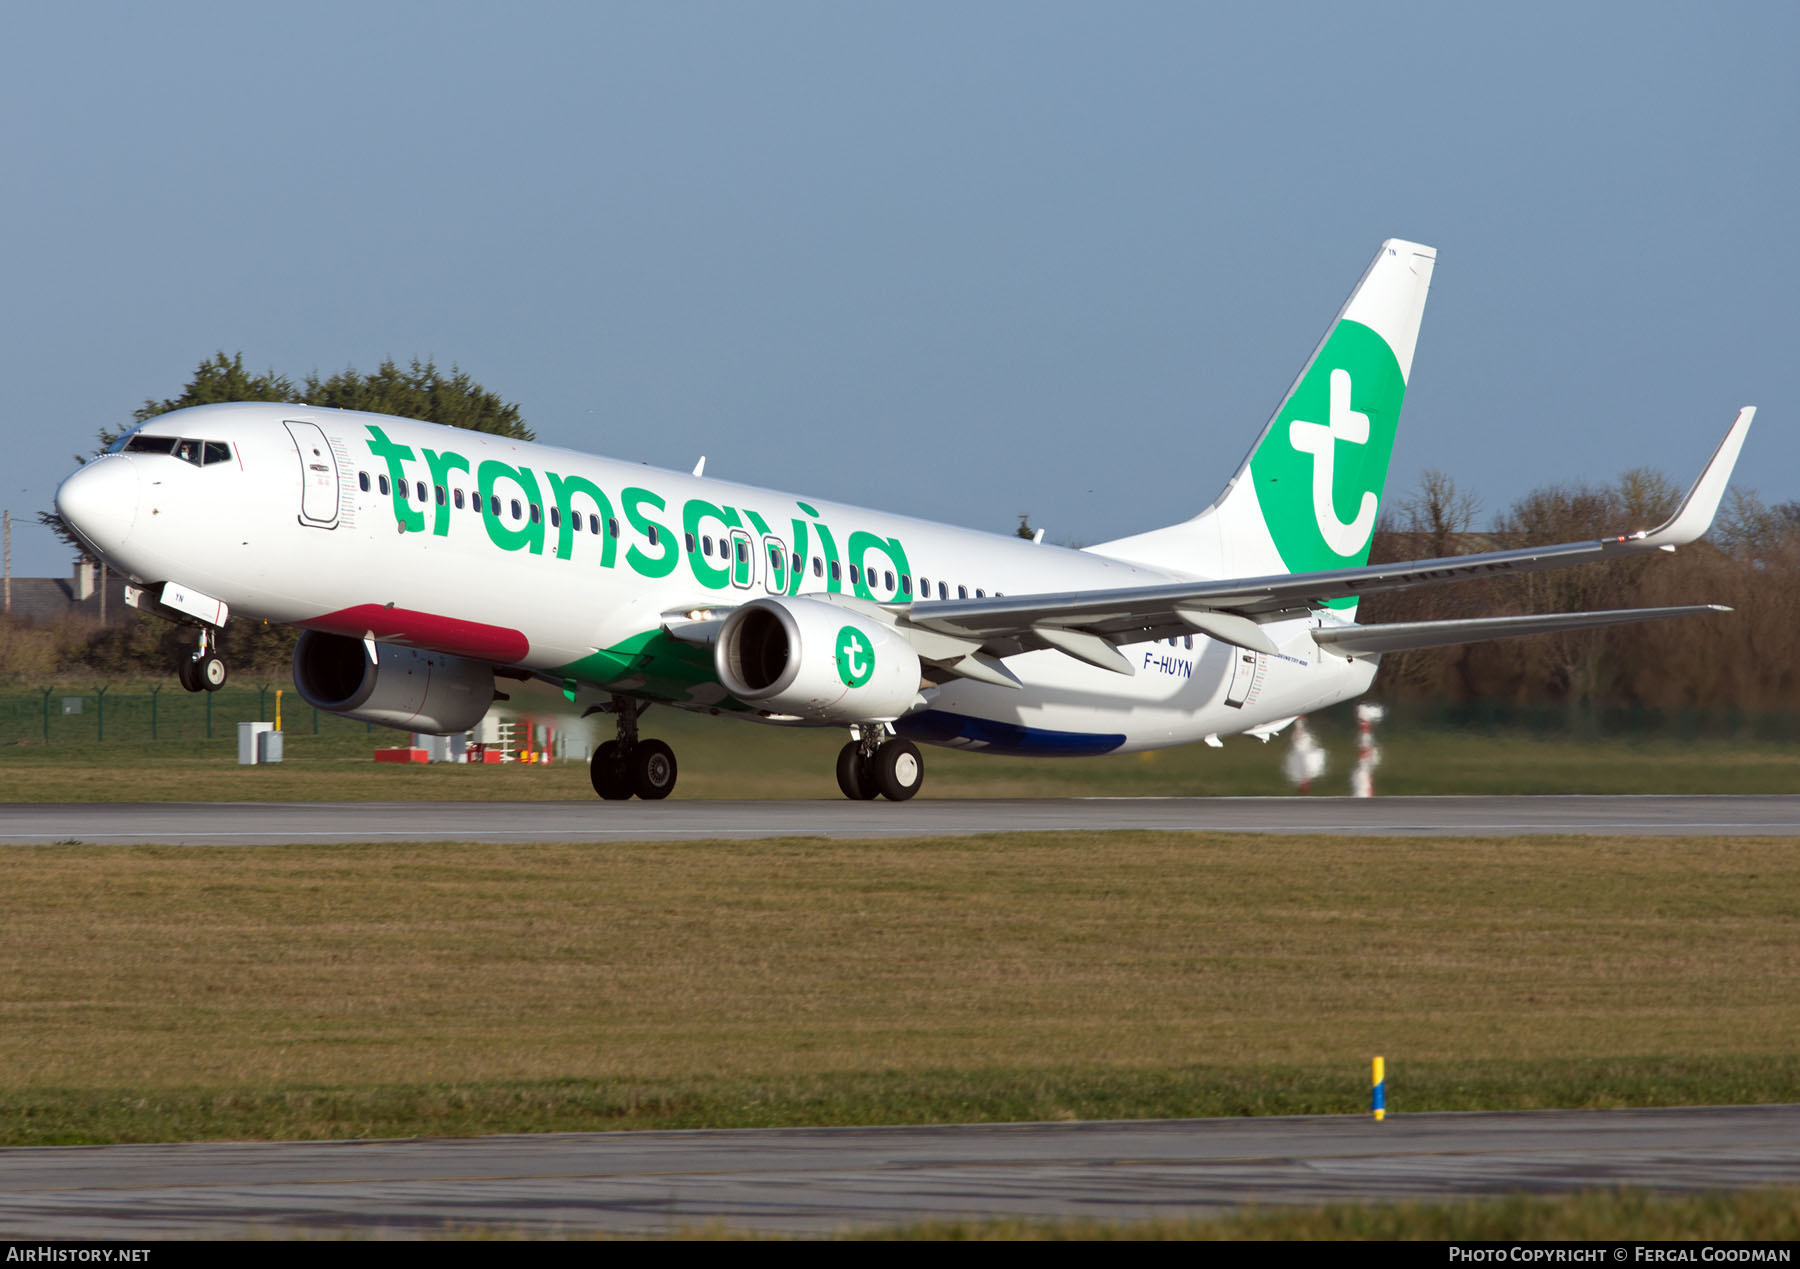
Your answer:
[1637,407,1755,548]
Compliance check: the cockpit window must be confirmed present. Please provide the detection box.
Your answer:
[123,436,232,467]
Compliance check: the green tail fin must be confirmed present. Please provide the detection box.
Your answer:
[1093,239,1437,611]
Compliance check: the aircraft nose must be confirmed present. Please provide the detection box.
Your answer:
[54,455,140,558]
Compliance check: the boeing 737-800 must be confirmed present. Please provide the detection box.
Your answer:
[53,240,1753,801]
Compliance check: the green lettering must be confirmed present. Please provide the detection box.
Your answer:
[791,504,842,593]
[366,425,423,533]
[547,471,618,567]
[813,519,841,594]
[729,529,753,587]
[849,530,912,601]
[681,498,743,590]
[624,487,677,578]
[478,460,545,554]
[784,518,811,595]
[422,448,470,537]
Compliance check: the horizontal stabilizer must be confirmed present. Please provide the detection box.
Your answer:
[1312,605,1731,657]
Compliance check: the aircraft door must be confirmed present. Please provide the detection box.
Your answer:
[284,420,341,528]
[762,537,789,594]
[729,529,754,588]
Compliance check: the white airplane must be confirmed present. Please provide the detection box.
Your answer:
[53,240,1753,801]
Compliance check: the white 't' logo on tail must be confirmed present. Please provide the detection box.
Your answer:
[1287,368,1378,556]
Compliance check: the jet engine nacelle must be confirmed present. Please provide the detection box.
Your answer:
[715,597,922,723]
[291,630,495,736]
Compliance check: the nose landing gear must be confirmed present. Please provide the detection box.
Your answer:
[175,627,227,693]
[588,696,679,801]
[836,726,923,801]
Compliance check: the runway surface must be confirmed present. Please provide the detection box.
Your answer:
[1,1105,1795,1237]
[2,794,1797,844]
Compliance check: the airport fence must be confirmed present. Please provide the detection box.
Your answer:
[1,685,1798,749]
[1373,698,1800,746]
[0,683,376,746]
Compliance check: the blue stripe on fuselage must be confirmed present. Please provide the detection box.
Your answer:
[896,710,1126,757]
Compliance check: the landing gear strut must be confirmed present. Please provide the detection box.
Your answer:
[588,696,678,801]
[836,726,923,802]
[176,627,227,694]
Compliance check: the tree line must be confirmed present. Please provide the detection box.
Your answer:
[1364,469,1800,712]
[110,351,531,449]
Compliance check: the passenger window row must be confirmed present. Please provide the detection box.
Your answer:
[355,470,627,538]
[915,576,999,602]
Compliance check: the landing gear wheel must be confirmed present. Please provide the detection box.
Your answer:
[631,739,677,800]
[589,740,633,800]
[873,738,923,802]
[836,742,877,800]
[176,659,202,693]
[199,655,227,692]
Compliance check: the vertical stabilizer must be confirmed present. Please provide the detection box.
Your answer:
[1092,240,1437,613]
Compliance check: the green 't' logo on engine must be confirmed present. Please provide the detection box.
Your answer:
[1249,318,1407,575]
[835,626,875,687]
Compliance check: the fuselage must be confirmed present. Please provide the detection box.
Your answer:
[56,402,1373,755]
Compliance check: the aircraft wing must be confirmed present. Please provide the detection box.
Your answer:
[898,407,1753,676]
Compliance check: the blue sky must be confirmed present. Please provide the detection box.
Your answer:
[3,2,1792,577]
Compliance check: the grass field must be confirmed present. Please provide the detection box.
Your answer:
[2,831,1795,1146]
[410,1190,1800,1240]
[847,1190,1800,1240]
[5,696,1800,800]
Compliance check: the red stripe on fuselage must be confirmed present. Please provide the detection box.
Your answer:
[302,604,530,663]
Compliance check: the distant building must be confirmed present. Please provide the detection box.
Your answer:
[2,557,133,625]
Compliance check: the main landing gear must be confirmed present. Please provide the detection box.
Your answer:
[836,725,924,802]
[175,627,227,694]
[583,705,920,804]
[588,696,678,801]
